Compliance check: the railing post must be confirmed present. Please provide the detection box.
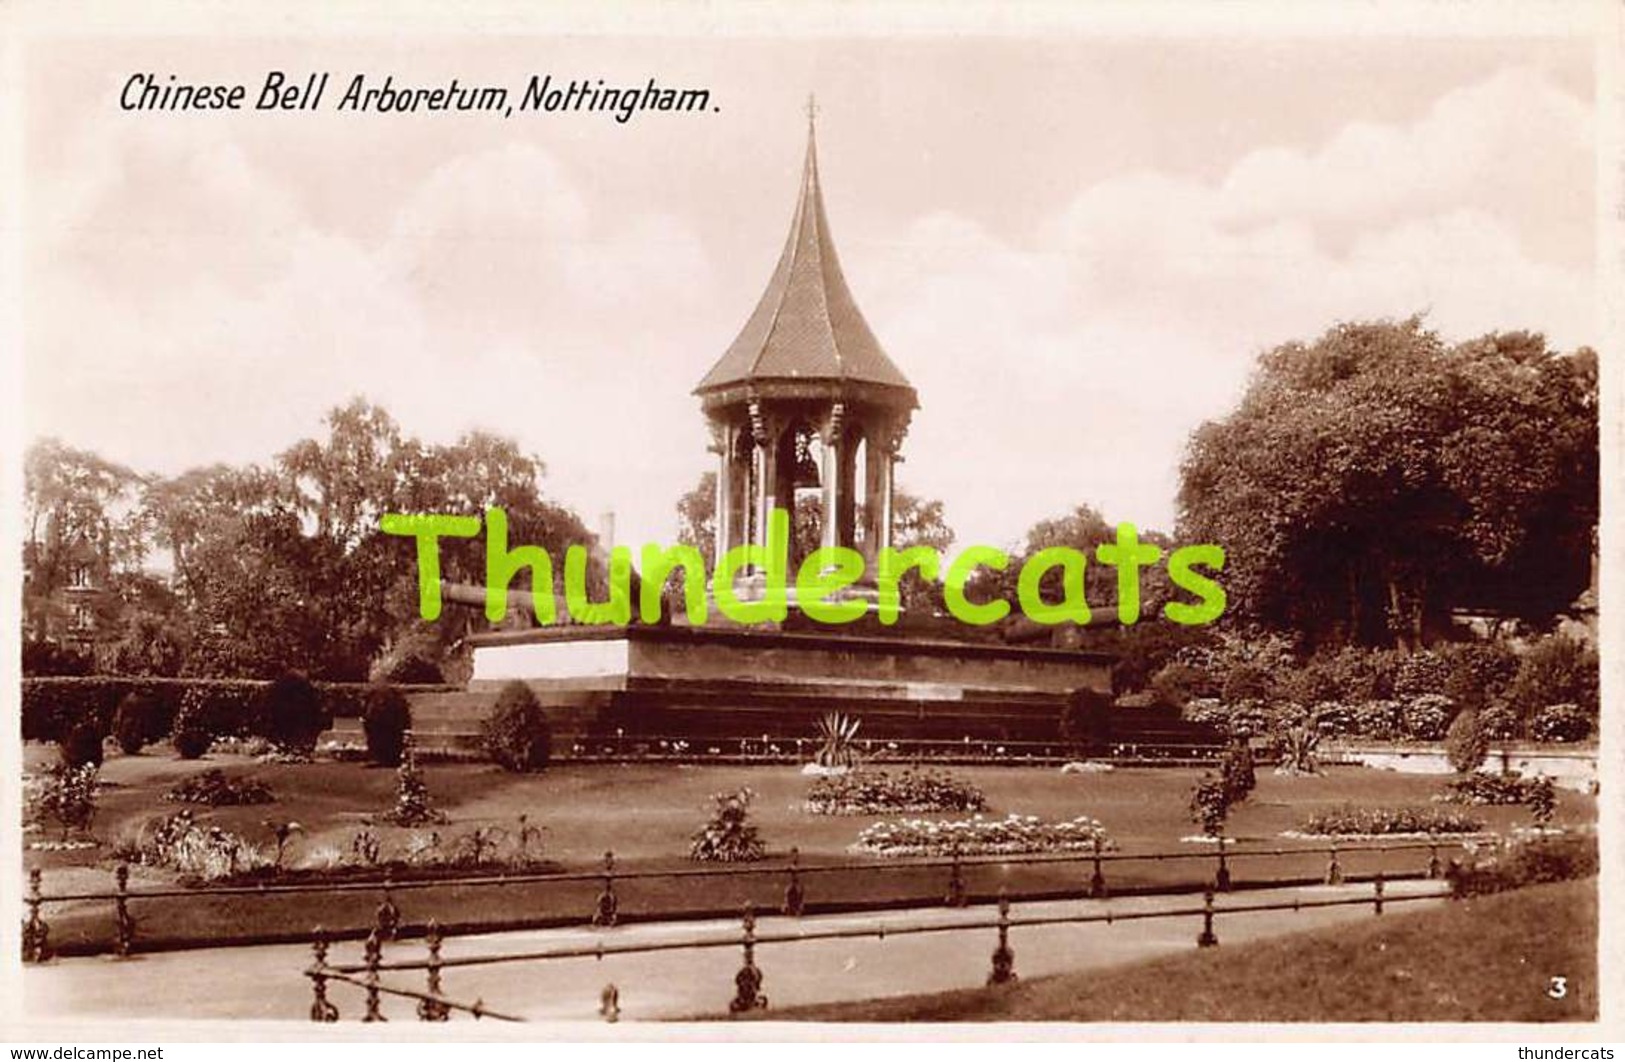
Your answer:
[944,847,967,908]
[1426,832,1442,880]
[1373,870,1385,916]
[1214,836,1232,893]
[987,890,1016,985]
[22,867,51,964]
[1196,888,1218,948]
[1088,836,1107,899]
[599,983,621,1023]
[362,929,387,1022]
[416,920,450,1021]
[375,868,401,941]
[1325,843,1343,886]
[728,903,767,1014]
[782,846,806,917]
[113,863,136,958]
[308,928,339,1022]
[593,851,619,928]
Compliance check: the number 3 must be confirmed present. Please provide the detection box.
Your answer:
[1548,976,1568,999]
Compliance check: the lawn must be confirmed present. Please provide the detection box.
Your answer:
[22,743,1596,953]
[763,877,1599,1022]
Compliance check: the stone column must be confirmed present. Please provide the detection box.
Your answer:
[710,420,734,568]
[819,403,846,550]
[863,415,908,566]
[750,401,782,554]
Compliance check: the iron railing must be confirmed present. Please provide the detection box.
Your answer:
[21,835,1468,962]
[305,874,1438,1021]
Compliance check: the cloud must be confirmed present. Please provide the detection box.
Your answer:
[857,65,1594,547]
[24,62,1595,556]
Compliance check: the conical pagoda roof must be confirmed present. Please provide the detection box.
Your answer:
[695,120,916,407]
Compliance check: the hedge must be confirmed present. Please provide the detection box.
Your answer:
[21,677,458,743]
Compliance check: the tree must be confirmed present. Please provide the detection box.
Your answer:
[1178,318,1597,649]
[23,439,149,650]
[141,399,600,680]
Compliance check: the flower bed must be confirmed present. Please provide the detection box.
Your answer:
[805,768,986,815]
[1298,804,1484,836]
[853,813,1113,857]
[164,768,275,807]
[1439,773,1548,806]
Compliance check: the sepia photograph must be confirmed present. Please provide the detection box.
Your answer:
[2,0,1618,1042]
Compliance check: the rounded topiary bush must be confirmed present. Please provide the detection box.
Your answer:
[363,686,412,767]
[60,722,105,769]
[1444,708,1489,774]
[112,692,161,755]
[482,681,551,772]
[172,725,212,760]
[382,653,445,686]
[257,671,327,754]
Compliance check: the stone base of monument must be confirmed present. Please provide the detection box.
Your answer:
[405,623,1118,754]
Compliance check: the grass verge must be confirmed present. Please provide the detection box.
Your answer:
[764,877,1597,1022]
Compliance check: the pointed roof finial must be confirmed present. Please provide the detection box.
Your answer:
[805,92,819,131]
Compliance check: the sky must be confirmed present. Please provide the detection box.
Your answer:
[19,18,1600,557]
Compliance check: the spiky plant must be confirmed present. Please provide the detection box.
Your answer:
[814,712,863,769]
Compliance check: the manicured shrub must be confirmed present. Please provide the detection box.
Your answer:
[1401,693,1455,741]
[1298,804,1484,836]
[1530,703,1591,743]
[1060,687,1113,754]
[256,672,326,754]
[172,687,213,759]
[382,653,444,686]
[362,686,412,767]
[1448,833,1596,897]
[59,722,104,769]
[1506,634,1599,720]
[689,787,765,862]
[172,726,212,760]
[1443,708,1488,772]
[165,768,275,807]
[482,681,552,772]
[1444,708,1489,774]
[112,692,161,754]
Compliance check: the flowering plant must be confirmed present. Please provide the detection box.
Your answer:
[690,787,766,862]
[805,768,986,815]
[1298,803,1484,836]
[854,812,1113,857]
